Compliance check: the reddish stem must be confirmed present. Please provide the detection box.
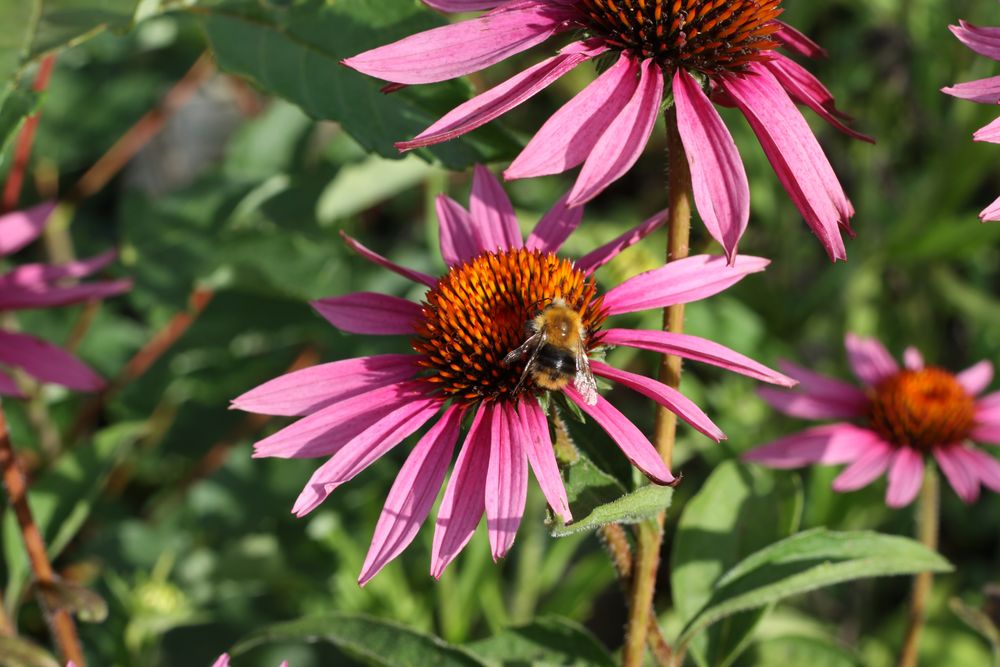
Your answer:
[2,55,56,212]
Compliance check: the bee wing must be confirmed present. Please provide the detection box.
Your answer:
[503,332,543,366]
[573,342,599,406]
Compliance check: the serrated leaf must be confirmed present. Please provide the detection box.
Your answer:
[676,528,954,649]
[0,636,60,667]
[233,612,487,667]
[464,616,615,667]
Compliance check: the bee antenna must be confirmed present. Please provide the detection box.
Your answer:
[527,295,555,312]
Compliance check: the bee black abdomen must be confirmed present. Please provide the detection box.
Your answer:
[536,346,576,377]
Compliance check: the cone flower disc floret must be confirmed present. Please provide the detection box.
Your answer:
[745,334,1000,507]
[0,202,131,395]
[234,167,794,583]
[344,0,872,261]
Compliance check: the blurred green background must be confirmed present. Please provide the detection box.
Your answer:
[1,0,999,665]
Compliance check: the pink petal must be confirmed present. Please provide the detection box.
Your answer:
[518,396,571,521]
[563,386,676,485]
[0,330,104,391]
[566,58,664,206]
[973,391,1000,444]
[574,208,668,275]
[232,354,417,416]
[0,250,118,286]
[0,369,25,398]
[934,445,980,503]
[885,447,925,508]
[722,65,851,262]
[470,165,522,252]
[340,232,437,288]
[311,292,421,335]
[763,56,874,144]
[745,423,885,469]
[505,53,638,180]
[211,656,230,667]
[973,116,1000,144]
[602,328,795,386]
[591,360,724,442]
[903,347,924,371]
[0,279,131,311]
[831,440,894,492]
[981,194,1000,222]
[396,48,594,150]
[524,192,584,253]
[758,386,866,420]
[0,202,55,256]
[770,359,868,417]
[358,404,464,585]
[291,397,442,516]
[486,402,528,560]
[844,333,899,387]
[950,21,1000,63]
[963,447,1000,493]
[422,0,507,11]
[602,254,769,315]
[942,75,1000,103]
[432,403,492,578]
[673,68,750,262]
[956,360,993,396]
[437,195,481,266]
[252,380,428,458]
[775,21,828,59]
[342,2,573,84]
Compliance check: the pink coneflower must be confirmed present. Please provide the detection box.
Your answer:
[745,334,1000,507]
[0,202,131,396]
[943,19,1000,221]
[233,166,793,583]
[344,0,870,261]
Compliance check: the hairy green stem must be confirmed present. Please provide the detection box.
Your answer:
[898,468,940,667]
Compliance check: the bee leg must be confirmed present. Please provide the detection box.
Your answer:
[511,336,546,397]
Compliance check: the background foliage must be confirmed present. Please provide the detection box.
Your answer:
[1,0,999,665]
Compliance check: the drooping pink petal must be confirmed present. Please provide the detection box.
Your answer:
[486,402,528,560]
[602,255,769,315]
[525,193,584,253]
[673,68,750,263]
[602,328,795,386]
[291,397,442,516]
[437,195,482,266]
[775,21,828,59]
[432,403,492,578]
[505,53,638,180]
[950,20,1000,63]
[770,359,868,417]
[358,404,464,585]
[575,208,668,275]
[844,333,899,387]
[763,56,874,144]
[0,279,132,311]
[830,440,895,492]
[591,360,724,442]
[942,75,1000,103]
[722,65,851,261]
[342,2,574,84]
[973,116,1000,144]
[902,347,924,371]
[422,0,508,11]
[339,232,437,288]
[981,195,1000,222]
[518,396,571,521]
[396,48,595,150]
[956,360,993,396]
[252,380,428,458]
[0,250,117,286]
[934,445,980,503]
[0,201,55,256]
[563,386,676,485]
[470,165,522,251]
[232,354,417,416]
[744,423,885,469]
[0,330,104,391]
[963,447,1000,493]
[311,292,421,335]
[567,59,664,206]
[0,369,25,398]
[885,447,925,508]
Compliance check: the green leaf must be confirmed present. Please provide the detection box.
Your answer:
[950,598,1000,667]
[552,483,672,537]
[676,528,954,649]
[0,87,39,167]
[199,0,519,170]
[0,636,60,667]
[317,154,437,225]
[464,616,615,667]
[234,612,487,667]
[735,635,863,667]
[671,461,802,667]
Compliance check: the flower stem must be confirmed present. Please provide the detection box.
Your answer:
[897,468,940,667]
[0,406,86,666]
[622,106,692,667]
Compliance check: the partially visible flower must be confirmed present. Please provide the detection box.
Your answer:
[344,0,870,261]
[234,166,793,583]
[0,202,131,396]
[943,19,1000,221]
[745,334,1000,507]
[212,654,288,667]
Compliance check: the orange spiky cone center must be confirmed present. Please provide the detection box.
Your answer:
[867,368,976,452]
